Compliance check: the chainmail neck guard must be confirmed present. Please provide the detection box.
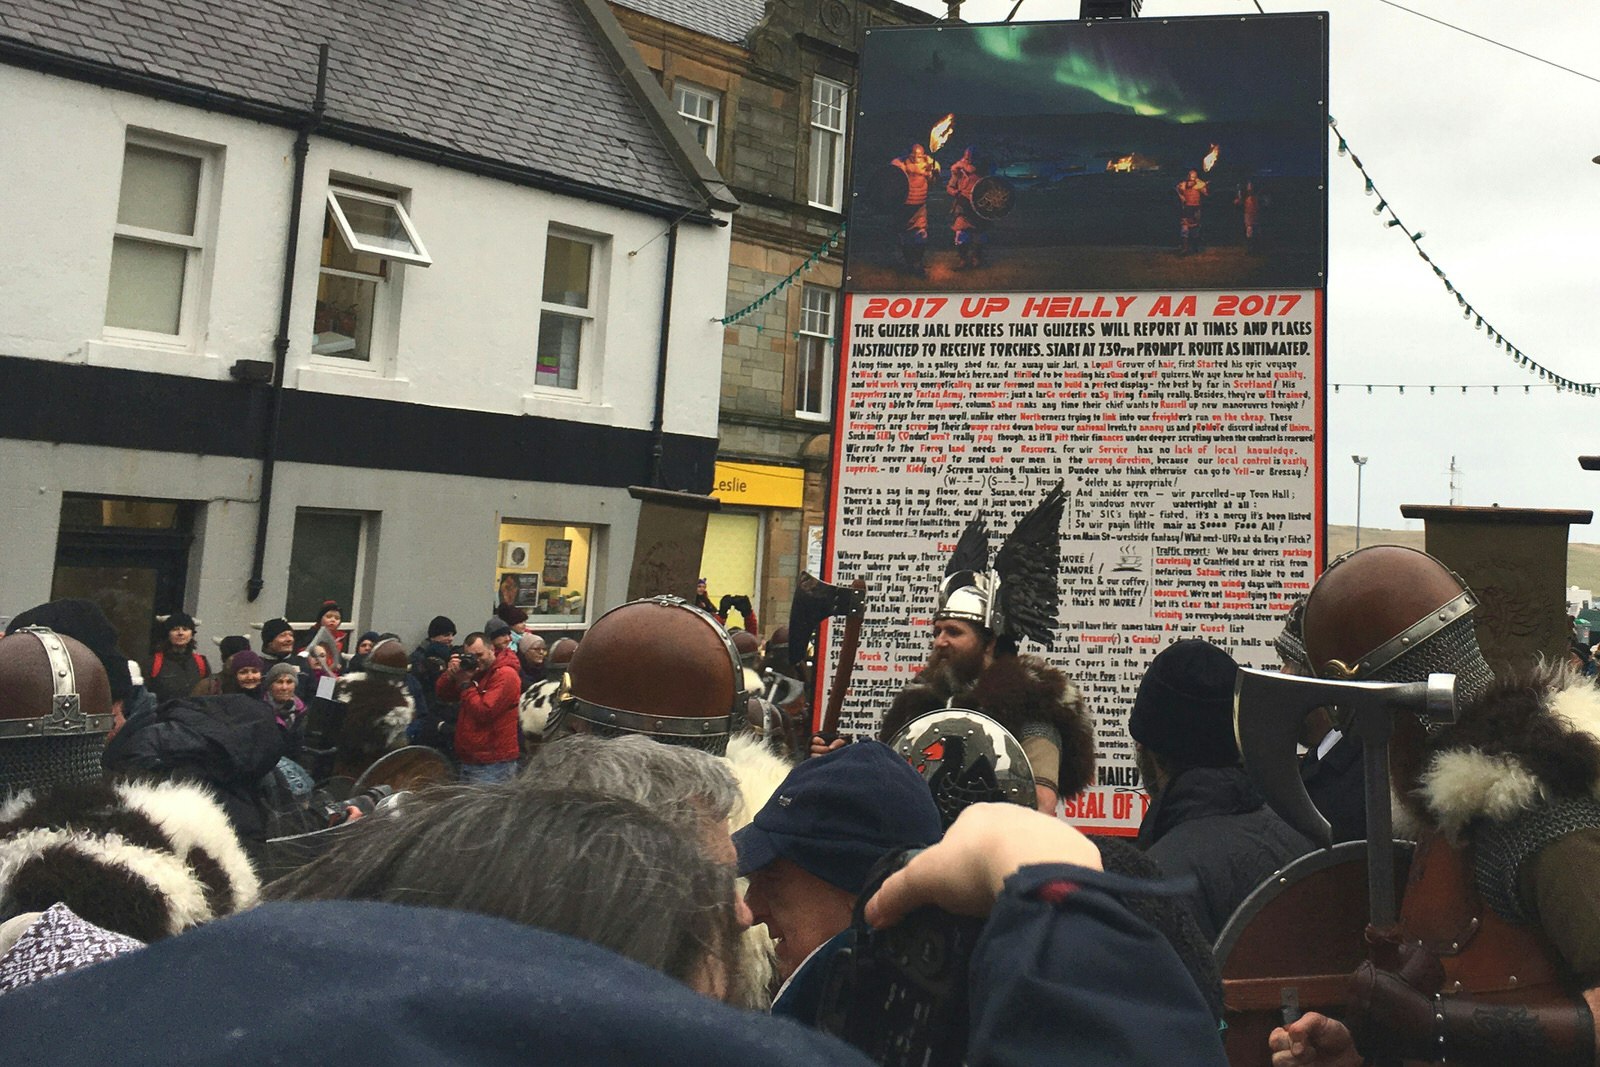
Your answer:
[1361,614,1495,727]
[0,734,107,799]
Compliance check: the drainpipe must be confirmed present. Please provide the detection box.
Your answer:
[648,221,679,488]
[248,44,328,602]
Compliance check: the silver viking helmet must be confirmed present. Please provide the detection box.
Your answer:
[934,481,1066,649]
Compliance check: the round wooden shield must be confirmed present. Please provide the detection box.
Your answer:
[969,175,1016,221]
[1214,841,1413,1067]
[862,165,910,211]
[351,745,456,795]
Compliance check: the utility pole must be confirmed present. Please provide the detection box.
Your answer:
[1449,456,1462,506]
[1352,455,1369,549]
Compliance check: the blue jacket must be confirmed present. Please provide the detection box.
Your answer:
[771,928,852,1025]
[0,872,1224,1066]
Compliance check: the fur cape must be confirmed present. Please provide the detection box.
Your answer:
[0,779,259,943]
[520,678,562,738]
[1412,665,1600,843]
[330,670,414,769]
[879,653,1096,796]
[721,733,797,1011]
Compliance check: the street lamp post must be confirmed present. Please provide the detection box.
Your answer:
[1352,455,1369,548]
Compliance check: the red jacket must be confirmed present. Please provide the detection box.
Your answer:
[436,652,521,765]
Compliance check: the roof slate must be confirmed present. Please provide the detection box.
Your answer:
[1,0,712,213]
[610,0,767,44]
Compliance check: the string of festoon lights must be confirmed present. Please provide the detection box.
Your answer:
[1328,115,1595,397]
[717,221,847,329]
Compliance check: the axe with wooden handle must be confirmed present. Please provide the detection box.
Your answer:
[787,572,867,739]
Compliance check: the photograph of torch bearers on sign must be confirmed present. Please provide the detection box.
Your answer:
[847,15,1327,293]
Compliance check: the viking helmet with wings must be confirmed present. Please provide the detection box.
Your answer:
[934,481,1065,649]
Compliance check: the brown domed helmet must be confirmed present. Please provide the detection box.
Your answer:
[0,627,117,794]
[565,596,746,754]
[547,639,579,671]
[364,637,410,680]
[1301,545,1495,722]
[731,629,760,669]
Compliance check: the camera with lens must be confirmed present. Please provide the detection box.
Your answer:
[456,651,479,672]
[816,848,984,1067]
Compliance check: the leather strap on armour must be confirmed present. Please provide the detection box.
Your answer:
[1353,959,1595,1065]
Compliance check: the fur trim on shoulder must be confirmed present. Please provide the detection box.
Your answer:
[520,679,561,737]
[720,733,790,1009]
[0,780,256,942]
[1418,665,1600,842]
[114,780,259,913]
[722,733,795,831]
[332,672,416,765]
[0,791,34,824]
[0,826,208,941]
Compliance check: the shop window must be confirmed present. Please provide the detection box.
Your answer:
[673,81,720,161]
[105,133,219,342]
[796,284,836,419]
[808,77,848,211]
[312,185,430,363]
[497,521,595,627]
[287,509,367,638]
[699,511,762,629]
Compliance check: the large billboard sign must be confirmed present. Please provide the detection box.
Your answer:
[824,14,1329,834]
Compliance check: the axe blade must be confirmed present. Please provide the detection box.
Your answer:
[1234,668,1335,849]
[788,572,863,667]
[1234,670,1461,851]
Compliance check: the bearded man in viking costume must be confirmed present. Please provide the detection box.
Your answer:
[877,483,1095,814]
[1268,545,1600,1066]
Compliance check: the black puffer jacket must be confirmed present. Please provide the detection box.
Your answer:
[102,695,288,855]
[1136,766,1315,944]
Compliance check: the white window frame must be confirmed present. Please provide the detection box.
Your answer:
[533,229,606,397]
[311,182,428,373]
[795,284,836,420]
[808,77,849,211]
[498,520,600,630]
[104,130,222,351]
[325,188,432,267]
[673,80,720,162]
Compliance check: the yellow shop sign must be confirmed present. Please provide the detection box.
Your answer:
[712,462,803,508]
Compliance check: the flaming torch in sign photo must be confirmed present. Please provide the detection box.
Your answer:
[929,113,955,154]
[1202,142,1221,172]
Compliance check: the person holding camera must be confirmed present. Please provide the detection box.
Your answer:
[436,630,521,784]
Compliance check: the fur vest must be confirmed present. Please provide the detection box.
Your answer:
[329,670,415,773]
[1410,667,1600,924]
[1413,667,1600,842]
[0,779,259,943]
[880,654,1096,796]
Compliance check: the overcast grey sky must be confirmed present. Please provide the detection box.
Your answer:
[895,0,1600,539]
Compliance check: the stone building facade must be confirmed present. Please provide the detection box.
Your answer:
[612,0,931,635]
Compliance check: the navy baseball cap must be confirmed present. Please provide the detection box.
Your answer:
[733,741,942,895]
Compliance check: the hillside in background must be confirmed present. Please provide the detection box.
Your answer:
[1326,526,1600,595]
